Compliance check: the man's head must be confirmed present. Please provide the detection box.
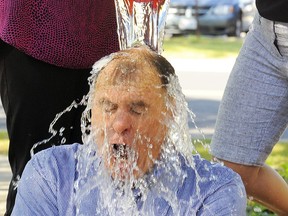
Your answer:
[91,45,175,180]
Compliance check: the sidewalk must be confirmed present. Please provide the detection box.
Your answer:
[0,155,10,215]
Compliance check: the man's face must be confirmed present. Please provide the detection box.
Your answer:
[91,60,168,180]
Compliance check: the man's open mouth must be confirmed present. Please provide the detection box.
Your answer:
[112,144,128,160]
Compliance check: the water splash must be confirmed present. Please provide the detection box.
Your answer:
[114,0,170,53]
[30,96,88,157]
[25,46,244,215]
[29,55,114,157]
[73,47,213,215]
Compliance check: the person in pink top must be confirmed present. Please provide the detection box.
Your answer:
[0,1,119,215]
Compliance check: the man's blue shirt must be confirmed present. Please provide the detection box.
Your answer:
[12,144,246,215]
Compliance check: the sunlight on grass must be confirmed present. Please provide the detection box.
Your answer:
[195,139,288,216]
[163,35,244,59]
[195,139,288,167]
[0,131,9,155]
[266,142,288,182]
[192,139,212,161]
[266,142,288,169]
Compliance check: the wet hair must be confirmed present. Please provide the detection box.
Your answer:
[148,50,176,87]
[130,44,176,87]
[98,44,176,88]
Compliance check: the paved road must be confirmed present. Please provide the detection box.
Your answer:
[0,155,10,215]
[167,57,233,139]
[167,57,288,140]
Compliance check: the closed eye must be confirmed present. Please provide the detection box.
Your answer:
[99,99,117,113]
[130,101,148,115]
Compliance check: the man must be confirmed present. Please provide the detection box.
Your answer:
[12,45,246,215]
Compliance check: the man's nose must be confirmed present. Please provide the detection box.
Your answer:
[112,111,132,135]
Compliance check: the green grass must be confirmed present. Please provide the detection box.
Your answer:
[0,131,8,155]
[266,142,288,169]
[195,139,288,216]
[163,35,244,59]
[195,139,288,171]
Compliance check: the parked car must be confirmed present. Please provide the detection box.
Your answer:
[165,0,256,37]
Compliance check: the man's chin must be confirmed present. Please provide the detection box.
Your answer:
[109,159,136,181]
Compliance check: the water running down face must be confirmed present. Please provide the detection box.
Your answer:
[91,46,173,181]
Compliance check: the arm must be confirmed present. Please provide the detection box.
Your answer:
[222,160,288,216]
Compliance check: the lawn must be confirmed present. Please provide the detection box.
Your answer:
[0,131,8,155]
[163,35,244,59]
[194,139,288,175]
[194,139,288,216]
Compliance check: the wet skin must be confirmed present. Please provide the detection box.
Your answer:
[91,59,169,180]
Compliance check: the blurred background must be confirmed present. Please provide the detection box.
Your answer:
[165,0,256,38]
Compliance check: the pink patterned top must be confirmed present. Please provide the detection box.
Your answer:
[0,0,119,69]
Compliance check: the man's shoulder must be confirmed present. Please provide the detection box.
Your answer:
[27,143,81,178]
[169,154,246,212]
[189,154,244,190]
[14,144,82,215]
[32,143,80,162]
[192,154,239,178]
[184,155,246,214]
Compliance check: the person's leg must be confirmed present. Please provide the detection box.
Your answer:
[0,41,91,215]
[211,12,288,166]
[211,12,288,214]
